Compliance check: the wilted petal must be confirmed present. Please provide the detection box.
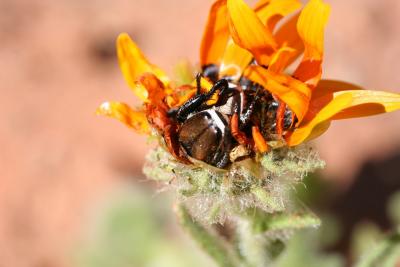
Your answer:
[288,90,400,146]
[244,65,311,122]
[117,33,169,102]
[293,0,330,87]
[200,0,230,66]
[227,0,277,66]
[96,102,149,134]
[138,73,167,107]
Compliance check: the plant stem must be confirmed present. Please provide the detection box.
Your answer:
[176,204,242,267]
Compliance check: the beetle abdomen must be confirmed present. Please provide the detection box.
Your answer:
[178,110,231,167]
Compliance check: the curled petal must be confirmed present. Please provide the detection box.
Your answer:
[268,46,297,73]
[244,65,311,122]
[218,0,301,79]
[288,90,400,146]
[219,39,253,80]
[293,0,330,87]
[96,102,149,134]
[227,0,277,66]
[117,33,169,102]
[138,73,166,106]
[274,12,304,69]
[255,0,302,32]
[200,0,230,66]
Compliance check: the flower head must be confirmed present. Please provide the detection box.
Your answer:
[98,0,400,167]
[97,0,400,221]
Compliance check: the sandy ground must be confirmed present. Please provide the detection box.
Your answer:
[1,0,400,266]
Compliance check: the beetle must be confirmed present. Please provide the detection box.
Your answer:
[167,70,296,168]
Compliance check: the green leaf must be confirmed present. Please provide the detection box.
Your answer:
[248,207,320,235]
[251,186,284,212]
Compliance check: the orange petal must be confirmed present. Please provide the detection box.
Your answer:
[288,90,400,146]
[313,79,364,99]
[268,46,297,73]
[167,78,213,108]
[252,126,269,153]
[301,79,364,120]
[227,0,277,66]
[200,0,230,66]
[253,0,271,11]
[244,65,311,122]
[117,33,169,102]
[293,0,330,87]
[331,91,400,120]
[219,0,301,79]
[138,73,167,107]
[96,102,149,134]
[299,120,331,143]
[219,39,253,80]
[274,12,304,69]
[255,0,302,32]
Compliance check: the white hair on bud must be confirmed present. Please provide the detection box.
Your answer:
[143,141,325,225]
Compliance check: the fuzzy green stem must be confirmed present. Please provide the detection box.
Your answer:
[236,217,270,267]
[176,204,241,267]
[355,229,400,267]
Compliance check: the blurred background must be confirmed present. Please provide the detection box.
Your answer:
[1,0,400,266]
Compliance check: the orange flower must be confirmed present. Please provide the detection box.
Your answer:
[97,0,400,164]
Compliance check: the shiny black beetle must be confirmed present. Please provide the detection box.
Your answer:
[168,66,295,169]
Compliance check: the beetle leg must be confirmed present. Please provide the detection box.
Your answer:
[176,78,228,122]
[231,113,249,146]
[215,152,230,169]
[214,128,232,168]
[239,89,261,129]
[275,101,286,136]
[206,78,229,98]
